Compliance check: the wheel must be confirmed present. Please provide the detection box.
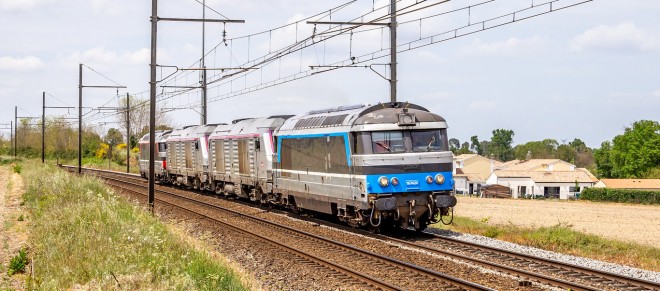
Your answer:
[193,178,201,190]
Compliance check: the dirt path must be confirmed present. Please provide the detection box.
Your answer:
[455,196,660,248]
[0,166,28,289]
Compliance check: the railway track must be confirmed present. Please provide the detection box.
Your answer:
[63,166,660,291]
[62,166,492,291]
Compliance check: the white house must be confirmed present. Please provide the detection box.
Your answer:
[486,167,598,199]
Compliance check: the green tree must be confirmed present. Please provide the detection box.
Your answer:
[594,141,613,178]
[609,120,660,178]
[470,135,483,155]
[489,129,515,161]
[455,141,472,155]
[514,139,558,160]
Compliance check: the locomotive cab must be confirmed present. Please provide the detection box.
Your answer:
[352,104,456,230]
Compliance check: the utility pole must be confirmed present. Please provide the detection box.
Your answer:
[389,0,397,103]
[200,0,207,125]
[42,91,45,163]
[126,92,130,173]
[9,121,12,157]
[14,106,17,157]
[78,64,83,173]
[150,0,244,214]
[78,64,127,174]
[149,0,158,214]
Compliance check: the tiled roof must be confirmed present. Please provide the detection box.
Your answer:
[455,173,486,182]
[499,159,569,171]
[454,154,478,161]
[494,168,598,183]
[599,179,660,189]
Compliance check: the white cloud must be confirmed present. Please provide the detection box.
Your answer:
[653,89,660,98]
[469,100,495,110]
[60,47,156,66]
[570,22,659,52]
[460,37,548,58]
[415,51,447,64]
[0,0,52,11]
[0,56,44,71]
[125,48,150,64]
[90,0,122,15]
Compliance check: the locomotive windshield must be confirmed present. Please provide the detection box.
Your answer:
[371,131,405,154]
[411,130,446,152]
[366,129,448,154]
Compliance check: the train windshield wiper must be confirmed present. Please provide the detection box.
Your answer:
[373,141,391,152]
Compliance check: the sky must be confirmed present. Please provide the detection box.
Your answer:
[0,0,659,148]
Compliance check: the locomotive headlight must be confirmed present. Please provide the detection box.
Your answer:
[426,175,433,184]
[398,113,416,126]
[378,176,389,187]
[390,177,399,186]
[435,174,445,184]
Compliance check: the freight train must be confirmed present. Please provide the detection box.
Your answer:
[139,102,456,231]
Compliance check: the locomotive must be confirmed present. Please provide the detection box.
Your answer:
[139,102,456,231]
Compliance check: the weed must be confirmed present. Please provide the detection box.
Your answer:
[12,164,22,174]
[483,227,501,238]
[7,249,28,276]
[18,214,24,221]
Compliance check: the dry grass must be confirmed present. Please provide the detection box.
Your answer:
[438,213,660,271]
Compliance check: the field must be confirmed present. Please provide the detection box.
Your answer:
[453,196,660,248]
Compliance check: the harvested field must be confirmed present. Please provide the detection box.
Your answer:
[454,196,660,248]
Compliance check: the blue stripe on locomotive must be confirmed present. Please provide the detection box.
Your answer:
[277,132,352,166]
[365,172,453,194]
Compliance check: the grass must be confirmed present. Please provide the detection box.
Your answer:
[7,249,28,276]
[437,216,660,271]
[21,161,247,290]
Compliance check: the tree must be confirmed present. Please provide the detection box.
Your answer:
[448,138,460,152]
[105,128,123,146]
[470,135,483,155]
[514,139,558,160]
[609,120,660,178]
[105,128,123,162]
[455,142,472,155]
[489,129,515,161]
[115,95,172,147]
[594,141,613,178]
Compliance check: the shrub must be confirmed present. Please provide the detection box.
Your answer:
[8,248,28,276]
[581,188,660,204]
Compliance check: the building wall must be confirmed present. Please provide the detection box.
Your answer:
[497,177,534,199]
[455,176,468,194]
[461,156,493,179]
[486,173,595,199]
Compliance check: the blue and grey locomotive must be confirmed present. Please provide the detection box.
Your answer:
[139,102,456,231]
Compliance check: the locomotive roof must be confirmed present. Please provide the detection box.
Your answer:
[277,102,446,134]
[139,130,172,142]
[167,124,218,141]
[209,116,290,139]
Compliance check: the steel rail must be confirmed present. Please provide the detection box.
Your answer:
[64,166,493,291]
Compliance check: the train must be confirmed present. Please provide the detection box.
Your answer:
[139,102,456,231]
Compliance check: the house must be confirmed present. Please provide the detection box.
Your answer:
[485,159,598,199]
[453,154,500,195]
[594,179,660,190]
